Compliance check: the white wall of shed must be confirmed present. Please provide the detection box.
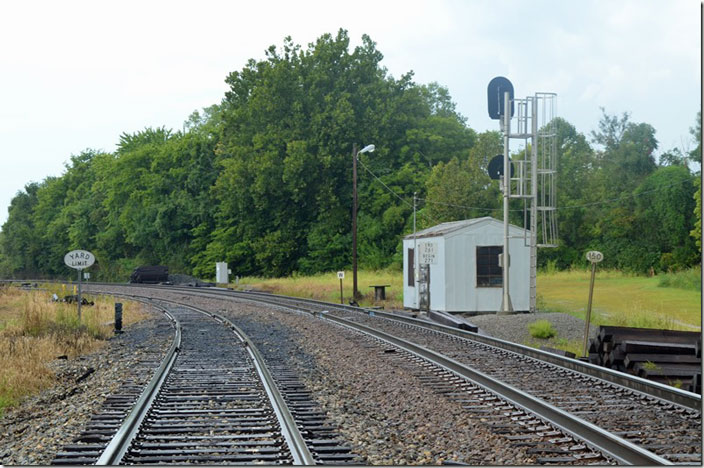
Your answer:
[427,237,446,311]
[402,236,447,310]
[443,222,530,312]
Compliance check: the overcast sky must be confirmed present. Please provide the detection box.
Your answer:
[0,0,700,227]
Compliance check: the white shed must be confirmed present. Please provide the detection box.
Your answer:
[403,217,530,314]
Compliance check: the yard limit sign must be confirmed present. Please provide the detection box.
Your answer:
[64,250,95,321]
[582,250,603,357]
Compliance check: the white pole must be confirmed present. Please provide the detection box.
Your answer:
[500,91,514,314]
[413,192,418,309]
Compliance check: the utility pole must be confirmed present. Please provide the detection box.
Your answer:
[352,143,359,300]
[351,143,375,301]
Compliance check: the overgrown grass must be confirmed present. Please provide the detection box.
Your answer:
[528,320,557,339]
[235,269,405,309]
[657,266,701,292]
[238,268,701,332]
[0,286,148,416]
[537,269,701,332]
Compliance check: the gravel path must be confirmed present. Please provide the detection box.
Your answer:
[464,312,599,351]
[0,308,172,465]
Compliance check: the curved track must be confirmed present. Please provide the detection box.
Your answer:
[53,297,357,465]
[81,283,701,465]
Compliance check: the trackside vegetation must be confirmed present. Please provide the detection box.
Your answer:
[0,30,700,283]
[237,269,701,331]
[0,285,147,415]
[528,320,558,339]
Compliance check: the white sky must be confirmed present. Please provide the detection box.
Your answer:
[0,0,700,227]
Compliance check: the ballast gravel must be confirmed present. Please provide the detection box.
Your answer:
[1,283,592,465]
[0,309,172,466]
[169,292,539,465]
[465,311,599,348]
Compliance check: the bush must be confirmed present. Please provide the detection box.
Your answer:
[657,266,702,291]
[528,320,557,339]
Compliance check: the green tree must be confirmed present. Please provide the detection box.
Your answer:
[633,165,698,271]
[205,30,474,277]
[0,183,41,276]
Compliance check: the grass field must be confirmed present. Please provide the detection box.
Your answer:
[237,270,406,309]
[537,269,701,331]
[0,285,148,415]
[237,268,702,331]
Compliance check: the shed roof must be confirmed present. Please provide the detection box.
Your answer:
[404,217,527,240]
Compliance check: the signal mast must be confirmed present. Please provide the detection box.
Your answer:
[487,77,558,313]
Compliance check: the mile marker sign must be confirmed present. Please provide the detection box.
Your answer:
[582,250,603,356]
[586,251,604,263]
[64,250,95,270]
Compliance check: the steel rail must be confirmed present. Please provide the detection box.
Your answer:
[106,293,316,465]
[132,284,702,411]
[95,287,671,465]
[10,279,700,409]
[317,312,672,466]
[96,303,182,465]
[34,282,689,465]
[189,306,316,466]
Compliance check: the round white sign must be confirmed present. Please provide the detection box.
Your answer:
[586,250,604,263]
[64,250,95,270]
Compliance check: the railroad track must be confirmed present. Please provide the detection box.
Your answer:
[78,283,701,465]
[9,280,697,464]
[52,299,358,465]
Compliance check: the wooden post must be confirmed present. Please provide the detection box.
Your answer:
[77,269,82,322]
[583,250,603,357]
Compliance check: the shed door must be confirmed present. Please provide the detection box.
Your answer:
[419,264,430,310]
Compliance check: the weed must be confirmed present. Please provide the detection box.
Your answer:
[642,361,660,371]
[528,320,557,339]
[542,259,559,275]
[551,337,585,357]
[669,379,684,389]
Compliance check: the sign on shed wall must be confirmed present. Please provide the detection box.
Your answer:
[419,242,438,265]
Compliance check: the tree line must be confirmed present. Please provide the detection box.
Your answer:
[0,30,700,281]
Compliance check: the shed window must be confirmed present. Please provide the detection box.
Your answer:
[407,248,415,286]
[477,246,503,287]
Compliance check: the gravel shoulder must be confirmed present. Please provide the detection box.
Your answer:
[0,308,172,466]
[0,284,602,465]
[461,311,599,351]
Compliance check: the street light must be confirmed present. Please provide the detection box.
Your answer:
[352,143,375,300]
